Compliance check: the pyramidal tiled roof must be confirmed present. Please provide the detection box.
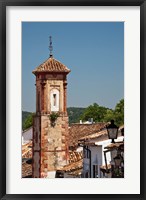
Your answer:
[32,56,71,74]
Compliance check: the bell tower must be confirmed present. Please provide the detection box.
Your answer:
[32,37,71,178]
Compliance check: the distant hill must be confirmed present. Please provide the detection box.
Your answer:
[22,111,32,124]
[22,111,33,130]
[22,99,124,130]
[22,107,85,130]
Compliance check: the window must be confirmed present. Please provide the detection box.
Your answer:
[53,94,56,106]
[50,89,59,111]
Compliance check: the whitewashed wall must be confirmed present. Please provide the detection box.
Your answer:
[22,127,33,143]
[82,136,124,178]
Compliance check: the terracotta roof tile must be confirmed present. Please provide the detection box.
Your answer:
[78,125,124,142]
[22,142,32,177]
[32,57,71,74]
[79,128,107,141]
[56,150,83,173]
[68,123,106,147]
[22,162,32,178]
[22,141,32,157]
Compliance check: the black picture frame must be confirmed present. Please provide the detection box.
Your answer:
[0,0,146,200]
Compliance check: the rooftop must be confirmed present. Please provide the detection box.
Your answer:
[22,141,32,178]
[68,123,106,146]
[32,57,71,75]
[78,125,124,143]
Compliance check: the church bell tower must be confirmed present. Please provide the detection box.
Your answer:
[32,37,71,178]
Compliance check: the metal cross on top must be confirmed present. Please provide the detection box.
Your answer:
[49,36,53,57]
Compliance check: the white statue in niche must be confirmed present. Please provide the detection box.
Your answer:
[50,88,59,112]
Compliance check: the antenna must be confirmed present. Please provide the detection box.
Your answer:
[49,36,53,57]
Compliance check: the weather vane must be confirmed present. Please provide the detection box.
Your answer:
[49,36,53,57]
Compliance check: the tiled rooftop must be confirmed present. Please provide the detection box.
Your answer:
[22,123,123,177]
[58,150,83,177]
[22,141,32,158]
[22,162,32,178]
[79,128,107,141]
[32,57,71,74]
[68,123,106,146]
[22,141,32,178]
[78,125,124,143]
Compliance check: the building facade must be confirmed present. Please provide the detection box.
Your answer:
[80,128,124,178]
[32,52,70,178]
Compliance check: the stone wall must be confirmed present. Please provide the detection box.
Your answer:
[33,116,41,178]
[33,114,69,177]
[33,72,69,178]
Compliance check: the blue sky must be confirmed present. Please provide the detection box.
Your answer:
[22,22,124,112]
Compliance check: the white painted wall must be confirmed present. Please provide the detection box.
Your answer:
[83,158,90,171]
[90,146,102,178]
[22,127,32,143]
[82,136,124,178]
[83,146,103,178]
[47,171,56,178]
[95,136,124,166]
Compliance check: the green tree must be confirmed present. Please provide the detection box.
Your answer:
[81,103,108,122]
[103,109,114,122]
[67,107,85,124]
[80,99,124,126]
[114,99,124,126]
[23,113,33,130]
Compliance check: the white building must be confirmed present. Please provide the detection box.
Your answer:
[79,127,124,178]
[22,126,32,144]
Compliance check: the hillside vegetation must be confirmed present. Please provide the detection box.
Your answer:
[22,99,124,131]
[22,107,85,130]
